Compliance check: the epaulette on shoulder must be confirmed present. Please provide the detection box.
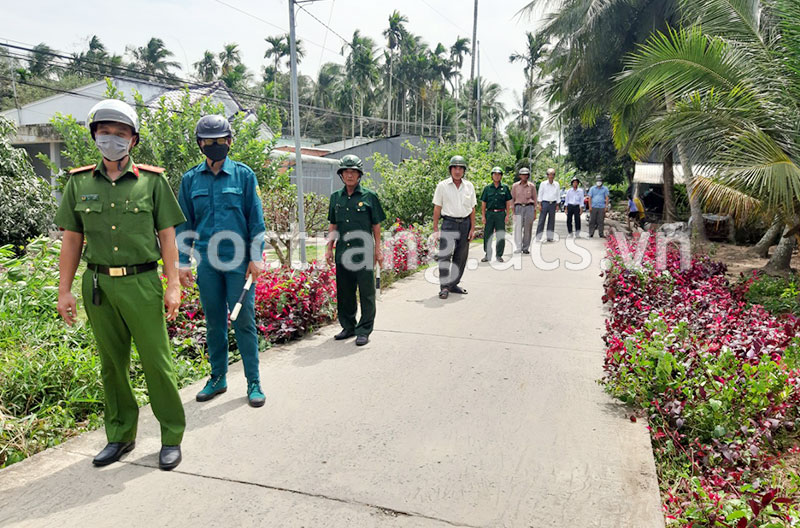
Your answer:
[69,164,96,174]
[135,163,166,174]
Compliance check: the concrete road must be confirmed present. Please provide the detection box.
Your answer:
[0,213,664,528]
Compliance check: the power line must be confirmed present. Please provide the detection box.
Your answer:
[2,45,458,131]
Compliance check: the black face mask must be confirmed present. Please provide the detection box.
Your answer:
[202,143,229,162]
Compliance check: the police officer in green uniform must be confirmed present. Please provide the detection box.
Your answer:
[325,155,386,347]
[55,99,186,471]
[480,167,513,263]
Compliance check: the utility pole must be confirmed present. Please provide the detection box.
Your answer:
[288,0,307,264]
[476,41,481,142]
[468,0,478,139]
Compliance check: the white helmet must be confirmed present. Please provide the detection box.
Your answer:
[87,99,139,143]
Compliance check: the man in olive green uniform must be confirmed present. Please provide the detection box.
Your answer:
[325,155,386,347]
[480,167,513,262]
[55,99,186,471]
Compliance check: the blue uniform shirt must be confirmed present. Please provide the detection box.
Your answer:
[177,157,265,266]
[589,185,610,209]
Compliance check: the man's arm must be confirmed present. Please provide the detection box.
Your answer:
[57,230,84,326]
[372,224,382,266]
[433,205,442,235]
[158,227,181,321]
[468,209,476,240]
[481,200,486,223]
[325,223,337,267]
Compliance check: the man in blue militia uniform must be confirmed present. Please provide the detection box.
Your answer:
[177,115,266,407]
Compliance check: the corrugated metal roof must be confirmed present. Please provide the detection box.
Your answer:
[634,162,714,184]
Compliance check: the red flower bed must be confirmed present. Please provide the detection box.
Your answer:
[382,220,431,273]
[602,232,800,526]
[168,263,336,352]
[253,263,336,342]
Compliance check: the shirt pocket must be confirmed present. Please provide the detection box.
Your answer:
[191,188,210,217]
[124,198,155,232]
[221,187,243,209]
[74,201,103,232]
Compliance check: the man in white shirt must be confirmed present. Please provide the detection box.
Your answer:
[432,155,476,299]
[564,177,585,238]
[536,168,560,242]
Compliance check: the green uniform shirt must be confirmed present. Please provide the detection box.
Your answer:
[54,157,186,266]
[327,184,386,254]
[480,182,513,210]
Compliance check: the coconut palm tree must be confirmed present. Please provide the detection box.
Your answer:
[128,37,181,81]
[384,10,408,135]
[343,30,380,138]
[218,43,241,76]
[450,36,471,139]
[193,51,219,82]
[28,43,55,79]
[613,0,800,270]
[509,31,546,132]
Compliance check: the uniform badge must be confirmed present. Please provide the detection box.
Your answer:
[81,194,99,201]
[358,202,363,206]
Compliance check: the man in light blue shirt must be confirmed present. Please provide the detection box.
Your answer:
[588,178,610,238]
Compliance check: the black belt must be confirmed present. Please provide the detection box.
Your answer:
[88,262,158,277]
[516,203,535,206]
[541,200,555,204]
[442,215,469,222]
[489,208,505,212]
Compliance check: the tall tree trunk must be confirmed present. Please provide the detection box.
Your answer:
[764,225,796,275]
[351,95,355,143]
[388,55,393,136]
[359,92,364,138]
[440,94,445,141]
[663,150,676,222]
[752,215,784,258]
[421,95,425,136]
[676,142,707,241]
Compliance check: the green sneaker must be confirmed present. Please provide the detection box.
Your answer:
[196,375,227,402]
[247,381,266,408]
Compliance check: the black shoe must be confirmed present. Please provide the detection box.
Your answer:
[439,288,449,299]
[159,445,182,471]
[480,256,489,262]
[522,249,530,254]
[497,257,504,262]
[334,329,355,340]
[589,234,594,238]
[599,234,606,238]
[355,335,369,346]
[449,285,468,294]
[93,441,135,467]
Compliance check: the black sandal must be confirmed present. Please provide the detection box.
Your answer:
[450,285,468,294]
[439,289,449,299]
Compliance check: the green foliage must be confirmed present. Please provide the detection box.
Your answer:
[40,80,283,194]
[565,116,633,185]
[744,274,800,316]
[374,140,514,226]
[0,117,55,248]
[0,237,208,468]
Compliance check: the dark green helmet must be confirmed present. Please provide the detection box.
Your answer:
[337,154,364,175]
[491,166,503,174]
[448,155,467,170]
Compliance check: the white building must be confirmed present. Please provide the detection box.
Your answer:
[1,77,248,185]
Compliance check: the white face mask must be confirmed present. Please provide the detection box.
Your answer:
[95,134,132,161]
[596,181,602,187]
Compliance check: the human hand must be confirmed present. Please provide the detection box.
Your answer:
[164,284,180,321]
[179,268,194,288]
[57,290,77,326]
[325,248,335,268]
[247,260,265,282]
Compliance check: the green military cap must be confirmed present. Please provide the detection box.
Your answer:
[448,155,467,169]
[338,154,364,175]
[491,166,503,174]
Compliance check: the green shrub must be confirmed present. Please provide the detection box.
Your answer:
[0,117,55,249]
[744,273,800,316]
